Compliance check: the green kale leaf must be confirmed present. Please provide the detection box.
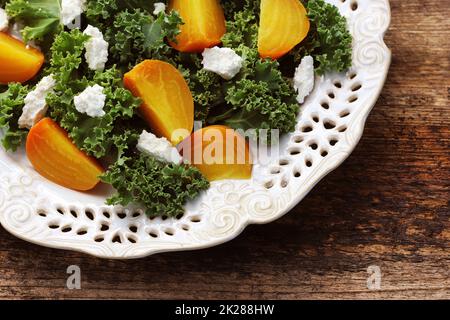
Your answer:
[45,30,142,159]
[174,54,224,124]
[221,0,259,49]
[85,0,120,23]
[105,9,182,67]
[189,68,224,123]
[101,154,210,218]
[143,8,183,59]
[221,70,299,136]
[291,0,353,74]
[48,67,142,159]
[105,9,152,67]
[0,83,29,151]
[6,0,62,42]
[209,2,299,137]
[87,1,182,68]
[86,0,162,25]
[45,28,89,82]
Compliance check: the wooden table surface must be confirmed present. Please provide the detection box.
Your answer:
[0,0,449,300]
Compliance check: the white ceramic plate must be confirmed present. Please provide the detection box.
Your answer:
[0,0,391,259]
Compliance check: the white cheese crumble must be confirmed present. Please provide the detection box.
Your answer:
[61,0,86,26]
[74,85,106,118]
[153,2,166,15]
[18,75,56,129]
[0,8,9,31]
[202,46,243,80]
[137,131,183,165]
[83,25,109,71]
[293,55,315,104]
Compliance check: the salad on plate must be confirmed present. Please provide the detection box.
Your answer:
[0,0,352,218]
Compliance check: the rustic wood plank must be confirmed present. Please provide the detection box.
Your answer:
[0,0,449,299]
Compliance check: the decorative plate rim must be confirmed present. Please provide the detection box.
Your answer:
[0,0,392,259]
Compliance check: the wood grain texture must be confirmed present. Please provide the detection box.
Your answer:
[0,0,449,300]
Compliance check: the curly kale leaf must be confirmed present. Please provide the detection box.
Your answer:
[6,0,62,42]
[143,9,183,59]
[45,30,142,159]
[105,9,151,66]
[207,54,299,136]
[291,0,352,74]
[210,2,299,136]
[45,29,89,82]
[189,68,224,123]
[121,0,162,12]
[0,83,29,151]
[101,154,210,218]
[86,0,162,24]
[48,66,142,159]
[85,0,120,23]
[221,0,239,20]
[221,0,259,49]
[172,54,224,124]
[222,72,299,135]
[90,5,182,68]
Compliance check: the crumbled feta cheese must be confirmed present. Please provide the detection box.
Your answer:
[0,8,9,31]
[18,75,56,129]
[153,2,166,15]
[137,131,183,165]
[293,55,315,104]
[61,0,86,26]
[83,25,109,71]
[74,85,106,118]
[202,46,244,80]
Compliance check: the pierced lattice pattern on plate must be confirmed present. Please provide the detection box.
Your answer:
[260,69,364,191]
[0,0,391,258]
[36,203,203,244]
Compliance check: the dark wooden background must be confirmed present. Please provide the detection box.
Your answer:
[0,0,448,299]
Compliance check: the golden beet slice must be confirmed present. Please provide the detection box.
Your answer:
[168,0,226,52]
[0,32,44,84]
[258,0,310,59]
[178,125,253,181]
[124,60,194,145]
[26,118,104,191]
